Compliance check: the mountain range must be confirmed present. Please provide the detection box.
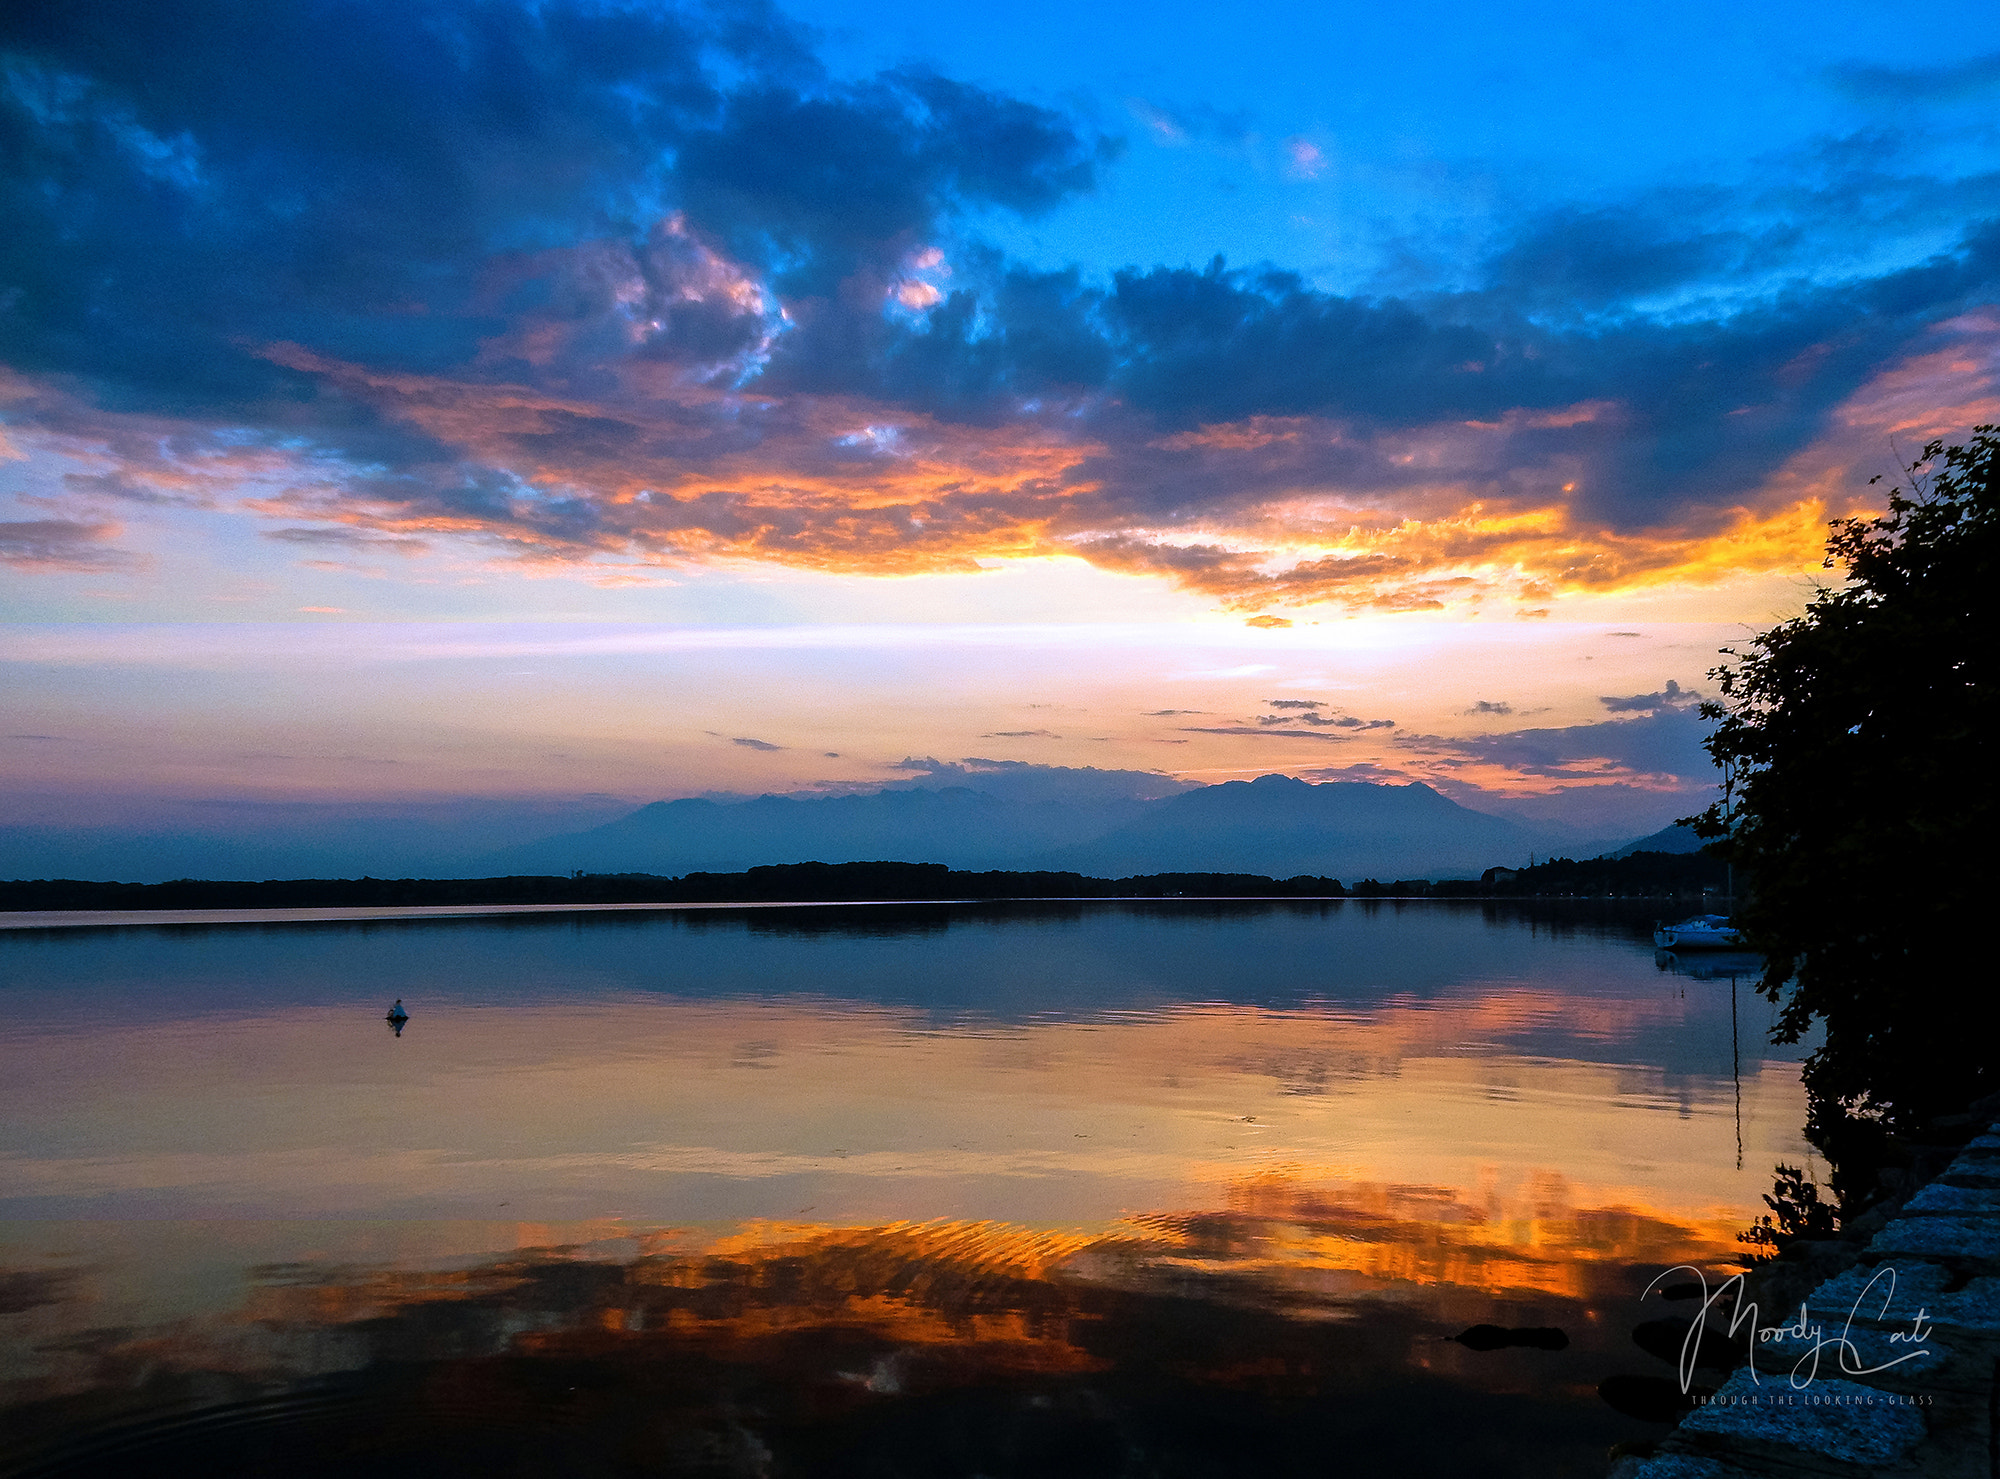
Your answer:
[4,771,1662,884]
[487,773,1613,883]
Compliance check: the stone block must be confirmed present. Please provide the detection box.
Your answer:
[1678,1376,1926,1467]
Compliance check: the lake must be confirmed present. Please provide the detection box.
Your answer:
[0,900,1808,1477]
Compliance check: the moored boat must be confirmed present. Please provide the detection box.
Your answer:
[1651,914,1741,950]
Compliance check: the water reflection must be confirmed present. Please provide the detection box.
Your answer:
[1652,949,1764,982]
[6,1173,1737,1478]
[0,902,1810,1476]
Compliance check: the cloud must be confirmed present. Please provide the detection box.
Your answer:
[0,0,1108,409]
[1598,679,1701,713]
[1396,708,1717,786]
[730,736,783,751]
[1830,51,2000,104]
[0,518,135,571]
[1141,709,1207,716]
[3,1,1998,617]
[1251,701,1393,729]
[982,729,1059,738]
[1466,700,1514,716]
[1181,726,1352,743]
[1126,98,1254,147]
[264,526,431,555]
[887,756,1189,803]
[1298,762,1423,785]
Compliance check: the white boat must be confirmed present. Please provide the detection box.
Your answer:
[1652,914,1742,950]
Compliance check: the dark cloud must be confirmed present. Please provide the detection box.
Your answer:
[730,736,782,751]
[1398,708,1717,783]
[1466,701,1514,715]
[983,729,1060,738]
[673,69,1111,298]
[0,0,1107,416]
[1598,679,1701,713]
[1142,709,1207,716]
[1484,199,1759,309]
[1265,699,1324,709]
[1830,51,2000,104]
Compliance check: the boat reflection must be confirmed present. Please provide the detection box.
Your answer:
[1652,949,1762,981]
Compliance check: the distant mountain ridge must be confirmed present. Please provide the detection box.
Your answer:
[483,785,1149,876]
[1,773,1691,886]
[1032,775,1540,881]
[1606,822,1707,857]
[485,773,1556,882]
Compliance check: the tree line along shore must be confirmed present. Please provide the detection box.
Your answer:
[0,849,1725,911]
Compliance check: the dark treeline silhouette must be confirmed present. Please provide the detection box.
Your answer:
[0,861,1350,911]
[1438,849,1725,899]
[0,849,1741,912]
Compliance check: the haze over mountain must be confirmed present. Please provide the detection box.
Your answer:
[1035,775,1542,882]
[486,786,1143,876]
[4,762,1653,886]
[488,770,1555,882]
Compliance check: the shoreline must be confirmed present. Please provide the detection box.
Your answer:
[0,892,1699,931]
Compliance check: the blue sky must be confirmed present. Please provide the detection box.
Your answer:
[2,0,1997,853]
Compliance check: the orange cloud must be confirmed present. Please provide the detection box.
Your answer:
[10,311,1994,616]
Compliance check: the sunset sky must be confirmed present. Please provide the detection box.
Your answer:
[4,0,1998,848]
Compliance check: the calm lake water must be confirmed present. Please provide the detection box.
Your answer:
[0,900,1808,1477]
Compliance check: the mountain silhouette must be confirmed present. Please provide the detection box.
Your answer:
[485,774,1546,881]
[1605,822,1706,858]
[483,785,1147,876]
[1030,774,1539,880]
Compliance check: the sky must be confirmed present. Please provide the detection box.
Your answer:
[4,0,1999,852]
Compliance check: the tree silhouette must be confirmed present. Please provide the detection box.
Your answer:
[1690,427,1996,1145]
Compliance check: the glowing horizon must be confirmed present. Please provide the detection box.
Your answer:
[4,0,1997,852]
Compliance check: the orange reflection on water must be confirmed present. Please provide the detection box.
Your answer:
[201,1165,1747,1378]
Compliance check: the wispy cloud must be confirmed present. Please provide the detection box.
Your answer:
[0,518,137,572]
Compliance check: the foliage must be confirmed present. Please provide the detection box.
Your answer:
[1689,427,1997,1130]
[1736,1163,1839,1262]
